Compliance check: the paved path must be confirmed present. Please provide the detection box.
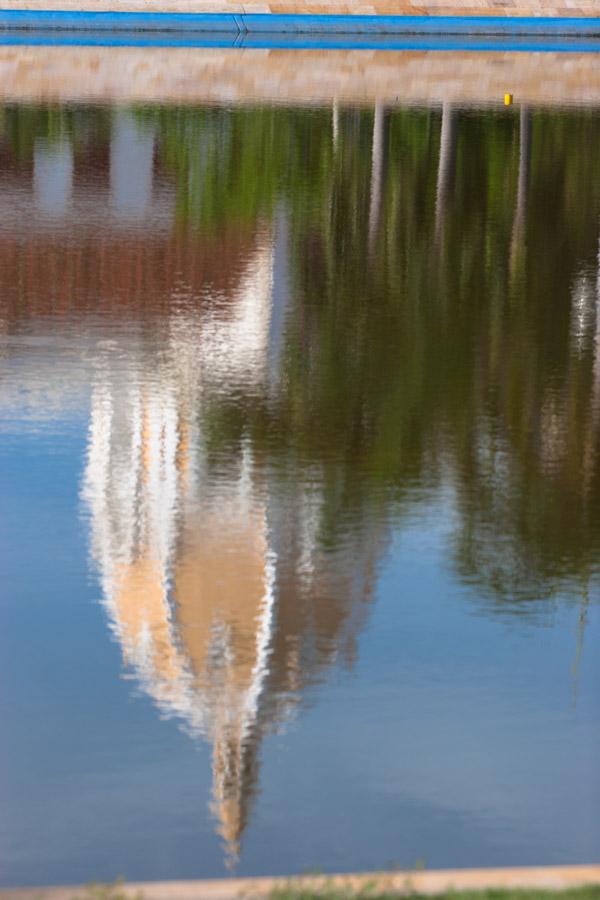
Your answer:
[3,865,600,900]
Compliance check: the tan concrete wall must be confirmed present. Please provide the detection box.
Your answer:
[1,45,600,106]
[2,0,600,15]
[3,865,600,900]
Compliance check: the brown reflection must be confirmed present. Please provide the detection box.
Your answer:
[0,230,257,323]
[0,114,254,324]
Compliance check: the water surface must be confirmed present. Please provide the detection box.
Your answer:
[1,100,599,887]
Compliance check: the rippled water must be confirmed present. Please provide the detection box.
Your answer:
[1,101,599,888]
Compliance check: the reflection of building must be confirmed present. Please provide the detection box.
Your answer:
[0,110,249,328]
[79,223,383,858]
[0,111,383,862]
[80,236,279,860]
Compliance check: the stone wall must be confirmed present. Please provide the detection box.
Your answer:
[2,0,600,16]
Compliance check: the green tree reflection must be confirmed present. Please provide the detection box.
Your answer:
[3,101,600,610]
[147,103,600,609]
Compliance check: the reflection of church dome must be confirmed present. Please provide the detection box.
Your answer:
[79,228,384,861]
[81,238,278,860]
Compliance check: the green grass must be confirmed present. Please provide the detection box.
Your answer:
[54,881,600,900]
[270,886,600,900]
[70,883,143,900]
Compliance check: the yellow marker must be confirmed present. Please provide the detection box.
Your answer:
[504,93,513,106]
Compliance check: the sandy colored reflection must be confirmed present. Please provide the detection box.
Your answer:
[1,47,600,108]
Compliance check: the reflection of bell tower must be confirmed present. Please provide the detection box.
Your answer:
[81,225,282,861]
[172,491,275,863]
[211,713,261,864]
[79,207,384,862]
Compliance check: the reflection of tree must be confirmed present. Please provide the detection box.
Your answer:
[3,100,600,612]
[0,104,111,165]
[509,105,531,279]
[434,102,457,245]
[276,104,600,609]
[368,103,390,256]
[332,99,340,153]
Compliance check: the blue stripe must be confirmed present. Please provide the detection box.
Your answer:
[0,28,599,50]
[0,9,598,35]
[241,33,600,49]
[242,13,600,33]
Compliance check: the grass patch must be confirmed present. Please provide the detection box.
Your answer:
[49,881,600,900]
[270,886,600,900]
[70,883,143,900]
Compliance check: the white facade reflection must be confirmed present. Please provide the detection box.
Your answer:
[80,232,278,859]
